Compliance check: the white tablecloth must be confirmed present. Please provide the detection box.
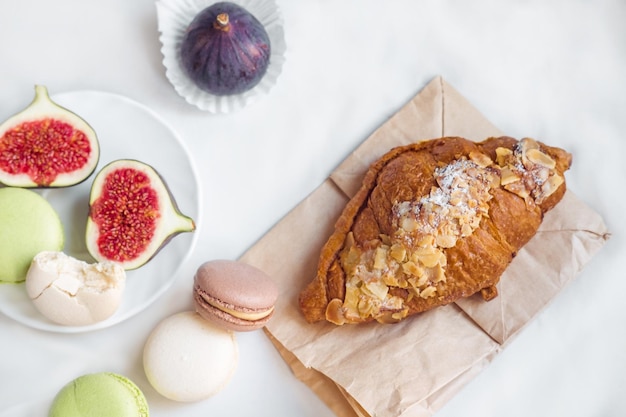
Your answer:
[0,1,624,416]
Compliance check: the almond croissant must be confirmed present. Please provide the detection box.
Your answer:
[299,136,572,325]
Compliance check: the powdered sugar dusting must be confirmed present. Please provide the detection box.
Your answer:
[393,158,496,244]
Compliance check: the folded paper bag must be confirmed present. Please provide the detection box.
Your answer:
[455,190,610,344]
[240,76,609,417]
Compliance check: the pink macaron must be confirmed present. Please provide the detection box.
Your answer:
[193,260,278,332]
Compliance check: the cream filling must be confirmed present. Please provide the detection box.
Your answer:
[206,297,273,321]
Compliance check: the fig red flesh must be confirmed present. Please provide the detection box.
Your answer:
[0,118,92,186]
[90,167,160,262]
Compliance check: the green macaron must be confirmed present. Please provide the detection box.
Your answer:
[48,372,149,417]
[0,187,64,283]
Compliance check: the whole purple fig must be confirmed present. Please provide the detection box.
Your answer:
[180,2,271,96]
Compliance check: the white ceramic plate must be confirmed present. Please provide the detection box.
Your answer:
[0,90,201,333]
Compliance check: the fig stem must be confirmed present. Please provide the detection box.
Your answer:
[214,13,230,31]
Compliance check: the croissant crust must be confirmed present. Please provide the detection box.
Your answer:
[299,136,572,325]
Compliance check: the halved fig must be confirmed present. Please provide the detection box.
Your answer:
[85,159,195,270]
[0,85,100,187]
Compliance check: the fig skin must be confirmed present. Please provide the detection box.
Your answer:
[180,2,271,96]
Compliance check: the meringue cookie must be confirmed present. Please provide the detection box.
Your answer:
[25,251,126,326]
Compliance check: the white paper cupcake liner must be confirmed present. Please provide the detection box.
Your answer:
[156,0,286,113]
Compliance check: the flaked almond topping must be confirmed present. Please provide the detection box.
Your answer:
[433,265,446,282]
[504,182,530,200]
[497,139,564,203]
[415,274,429,287]
[335,156,499,322]
[519,137,540,153]
[364,279,389,300]
[495,147,513,166]
[469,151,493,168]
[417,251,442,268]
[535,166,550,183]
[537,173,564,202]
[417,235,435,247]
[526,148,556,169]
[391,310,408,321]
[402,261,422,276]
[373,246,388,270]
[325,298,346,325]
[435,234,457,249]
[420,286,437,299]
[401,217,419,232]
[500,166,521,185]
[389,243,407,262]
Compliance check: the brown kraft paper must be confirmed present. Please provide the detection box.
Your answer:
[240,76,610,417]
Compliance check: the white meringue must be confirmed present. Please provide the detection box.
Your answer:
[25,251,126,326]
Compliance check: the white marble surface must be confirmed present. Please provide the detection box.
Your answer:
[0,1,624,416]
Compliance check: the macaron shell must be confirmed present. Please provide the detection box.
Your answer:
[48,372,148,417]
[194,289,273,332]
[194,260,278,310]
[193,260,278,331]
[143,311,238,402]
[0,187,64,283]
